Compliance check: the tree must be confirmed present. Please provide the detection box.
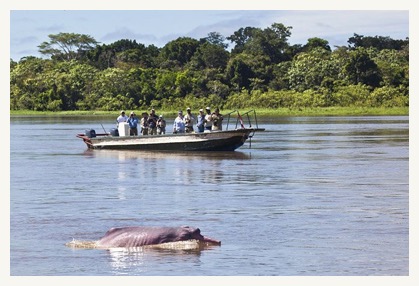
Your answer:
[344,47,382,87]
[244,23,293,63]
[372,49,409,88]
[10,57,53,110]
[159,37,200,67]
[348,33,409,51]
[227,27,258,54]
[303,37,331,52]
[201,32,229,49]
[287,48,337,92]
[189,42,229,70]
[225,53,256,91]
[38,32,99,61]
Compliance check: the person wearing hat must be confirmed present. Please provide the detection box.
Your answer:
[204,107,213,131]
[184,107,196,133]
[173,111,185,134]
[157,115,166,135]
[140,112,149,135]
[211,108,223,131]
[147,108,159,135]
[116,110,128,126]
[127,111,139,136]
[196,108,205,133]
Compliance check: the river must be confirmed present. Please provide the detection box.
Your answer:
[8,115,409,279]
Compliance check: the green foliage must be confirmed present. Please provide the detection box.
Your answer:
[287,48,337,92]
[348,33,409,50]
[331,84,371,106]
[344,47,382,87]
[159,37,200,67]
[11,26,409,112]
[38,32,98,61]
[368,86,408,107]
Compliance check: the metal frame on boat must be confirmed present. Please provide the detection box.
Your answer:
[77,110,264,151]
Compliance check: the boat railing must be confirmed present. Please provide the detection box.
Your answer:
[224,109,261,131]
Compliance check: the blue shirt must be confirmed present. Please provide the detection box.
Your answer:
[127,116,139,128]
[196,113,205,132]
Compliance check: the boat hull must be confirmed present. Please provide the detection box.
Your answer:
[77,129,260,151]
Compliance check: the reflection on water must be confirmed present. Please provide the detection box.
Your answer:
[83,149,252,187]
[83,149,252,161]
[107,247,204,275]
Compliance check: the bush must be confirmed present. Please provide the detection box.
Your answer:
[368,86,409,107]
[331,84,371,106]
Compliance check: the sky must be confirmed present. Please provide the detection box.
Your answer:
[9,9,409,61]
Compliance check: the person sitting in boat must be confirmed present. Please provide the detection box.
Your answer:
[184,107,196,133]
[173,111,186,134]
[148,108,159,135]
[140,112,149,135]
[211,108,223,131]
[116,110,128,127]
[127,111,139,136]
[204,107,213,131]
[157,115,166,135]
[196,109,205,133]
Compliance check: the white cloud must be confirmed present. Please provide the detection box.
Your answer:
[9,10,409,60]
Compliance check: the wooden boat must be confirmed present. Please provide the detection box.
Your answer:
[77,110,264,151]
[77,128,264,151]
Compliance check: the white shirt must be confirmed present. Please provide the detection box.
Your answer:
[117,114,128,123]
[205,113,213,127]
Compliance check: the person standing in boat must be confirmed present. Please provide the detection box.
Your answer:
[204,107,213,131]
[116,110,128,126]
[173,110,186,134]
[184,107,196,133]
[157,115,166,135]
[147,108,159,135]
[127,111,139,136]
[196,109,205,133]
[211,108,223,131]
[140,112,149,135]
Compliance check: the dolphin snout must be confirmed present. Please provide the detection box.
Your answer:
[201,236,221,245]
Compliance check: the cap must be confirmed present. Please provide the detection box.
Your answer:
[159,115,163,118]
[120,110,125,114]
[130,111,135,115]
[199,109,204,112]
[187,107,191,111]
[178,110,183,114]
[151,108,155,112]
[205,107,210,110]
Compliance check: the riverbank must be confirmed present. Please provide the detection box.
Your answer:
[10,107,409,117]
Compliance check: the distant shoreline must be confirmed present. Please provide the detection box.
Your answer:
[9,107,409,117]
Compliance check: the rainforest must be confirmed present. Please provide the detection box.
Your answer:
[10,23,409,115]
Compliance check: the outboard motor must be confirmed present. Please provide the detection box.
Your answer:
[85,129,96,138]
[109,128,119,136]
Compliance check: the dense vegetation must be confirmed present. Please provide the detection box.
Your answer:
[10,23,409,113]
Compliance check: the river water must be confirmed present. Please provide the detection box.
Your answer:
[8,115,409,278]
